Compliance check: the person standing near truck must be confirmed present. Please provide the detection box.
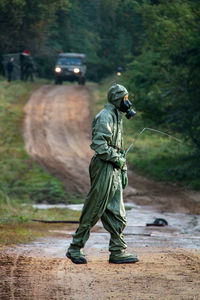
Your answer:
[20,50,35,81]
[66,83,139,264]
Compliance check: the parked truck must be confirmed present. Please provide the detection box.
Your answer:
[54,53,86,85]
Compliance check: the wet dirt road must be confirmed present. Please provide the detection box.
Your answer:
[0,85,200,300]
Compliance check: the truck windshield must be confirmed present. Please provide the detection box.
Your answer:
[57,57,82,66]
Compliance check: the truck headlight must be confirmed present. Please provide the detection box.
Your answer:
[55,67,62,73]
[74,68,80,74]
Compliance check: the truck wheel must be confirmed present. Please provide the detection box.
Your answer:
[78,77,85,85]
[55,78,63,85]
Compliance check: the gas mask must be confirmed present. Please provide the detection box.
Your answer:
[119,99,136,119]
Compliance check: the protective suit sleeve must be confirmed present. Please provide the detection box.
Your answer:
[90,111,120,163]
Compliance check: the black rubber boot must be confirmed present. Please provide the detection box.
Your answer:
[109,251,139,264]
[66,251,87,264]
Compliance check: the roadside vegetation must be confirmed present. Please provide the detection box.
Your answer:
[0,78,72,205]
[0,206,80,246]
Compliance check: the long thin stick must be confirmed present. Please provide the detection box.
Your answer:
[125,127,182,155]
[31,219,79,224]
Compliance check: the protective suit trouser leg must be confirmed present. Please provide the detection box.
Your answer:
[101,185,139,264]
[68,157,116,256]
[68,178,127,256]
[101,185,127,253]
[67,157,127,259]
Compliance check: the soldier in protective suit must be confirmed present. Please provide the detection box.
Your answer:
[66,84,139,264]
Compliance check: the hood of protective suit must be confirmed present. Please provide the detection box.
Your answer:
[107,84,128,109]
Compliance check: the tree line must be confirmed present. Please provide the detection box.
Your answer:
[1,0,200,155]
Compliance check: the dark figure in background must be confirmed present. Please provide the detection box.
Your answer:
[6,58,14,82]
[20,52,34,82]
[24,56,34,81]
[0,56,5,76]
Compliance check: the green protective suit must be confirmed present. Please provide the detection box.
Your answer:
[68,84,129,257]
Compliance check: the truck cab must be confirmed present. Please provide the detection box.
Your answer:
[54,53,86,85]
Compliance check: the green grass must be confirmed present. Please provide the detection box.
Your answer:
[0,200,81,225]
[0,201,81,246]
[0,198,80,249]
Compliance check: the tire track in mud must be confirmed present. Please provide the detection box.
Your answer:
[0,252,72,299]
[23,85,93,195]
[10,254,20,300]
[3,253,106,300]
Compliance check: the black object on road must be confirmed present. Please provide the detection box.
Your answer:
[146,218,168,227]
